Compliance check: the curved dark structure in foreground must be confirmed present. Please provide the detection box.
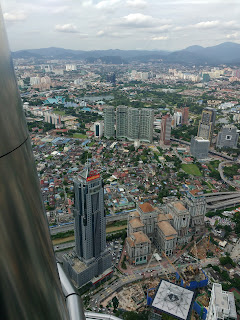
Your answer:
[0,6,84,320]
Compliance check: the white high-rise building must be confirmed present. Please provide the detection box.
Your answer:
[207,283,237,320]
[94,121,103,138]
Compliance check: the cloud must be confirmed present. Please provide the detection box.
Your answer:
[126,0,147,9]
[52,6,70,14]
[96,0,121,9]
[55,24,79,33]
[97,30,105,36]
[151,35,169,40]
[226,32,239,39]
[3,12,27,22]
[121,13,157,28]
[193,20,220,29]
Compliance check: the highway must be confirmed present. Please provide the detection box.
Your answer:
[218,161,240,188]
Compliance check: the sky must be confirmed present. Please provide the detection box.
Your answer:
[1,0,240,52]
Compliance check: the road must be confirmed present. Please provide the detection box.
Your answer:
[218,161,240,188]
[54,241,75,251]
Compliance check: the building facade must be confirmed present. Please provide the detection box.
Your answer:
[166,201,191,244]
[185,189,206,233]
[94,121,103,138]
[190,136,210,160]
[116,105,128,139]
[198,107,216,143]
[160,114,172,145]
[126,198,206,262]
[207,283,237,320]
[63,165,112,287]
[104,106,115,138]
[126,231,151,265]
[216,125,239,149]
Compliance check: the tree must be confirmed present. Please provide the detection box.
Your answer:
[112,296,119,311]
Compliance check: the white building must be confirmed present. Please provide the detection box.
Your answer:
[30,76,41,86]
[94,121,103,138]
[207,283,237,320]
[66,64,77,71]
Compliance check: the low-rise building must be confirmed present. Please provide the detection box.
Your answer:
[126,231,151,265]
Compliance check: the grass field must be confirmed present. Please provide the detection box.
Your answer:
[181,164,202,176]
[73,133,87,139]
[53,110,66,115]
[52,236,75,245]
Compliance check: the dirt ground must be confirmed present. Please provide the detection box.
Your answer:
[191,237,222,259]
[196,290,209,308]
[106,225,127,233]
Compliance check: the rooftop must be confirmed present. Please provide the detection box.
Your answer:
[139,202,154,213]
[152,280,194,320]
[158,221,177,237]
[173,201,187,212]
[129,218,144,229]
[127,231,151,247]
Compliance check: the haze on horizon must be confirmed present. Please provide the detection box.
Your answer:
[1,0,240,52]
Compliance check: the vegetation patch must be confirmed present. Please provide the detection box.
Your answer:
[181,164,202,176]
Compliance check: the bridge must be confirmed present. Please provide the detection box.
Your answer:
[205,191,240,211]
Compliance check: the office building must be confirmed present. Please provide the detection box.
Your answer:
[207,283,237,320]
[63,165,112,287]
[182,107,189,125]
[198,107,216,143]
[104,106,115,138]
[190,136,209,160]
[94,121,103,138]
[160,114,172,145]
[116,105,128,139]
[216,125,239,149]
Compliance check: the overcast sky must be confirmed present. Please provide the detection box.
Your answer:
[1,0,240,51]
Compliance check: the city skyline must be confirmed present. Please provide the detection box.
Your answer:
[1,0,240,51]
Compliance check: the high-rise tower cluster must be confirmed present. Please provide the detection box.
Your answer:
[104,105,154,143]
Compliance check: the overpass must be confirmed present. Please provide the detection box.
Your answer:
[205,191,240,211]
[218,161,240,188]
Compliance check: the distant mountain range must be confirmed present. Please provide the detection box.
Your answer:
[12,42,240,65]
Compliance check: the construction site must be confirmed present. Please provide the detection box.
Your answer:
[190,236,222,260]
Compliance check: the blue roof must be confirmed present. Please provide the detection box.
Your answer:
[81,107,92,112]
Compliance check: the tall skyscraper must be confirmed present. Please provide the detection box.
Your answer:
[63,164,112,287]
[104,106,115,138]
[116,105,128,139]
[198,107,216,143]
[160,114,172,145]
[139,108,154,143]
[74,165,110,265]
